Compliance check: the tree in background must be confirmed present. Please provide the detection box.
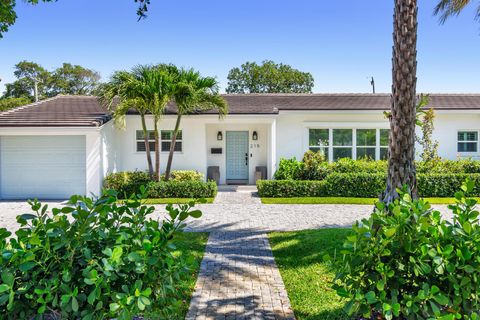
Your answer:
[417,107,440,163]
[0,97,31,112]
[51,63,101,96]
[226,60,314,94]
[164,68,228,180]
[1,61,100,102]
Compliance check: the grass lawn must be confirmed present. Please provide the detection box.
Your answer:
[170,232,209,319]
[269,228,352,320]
[261,197,476,205]
[121,198,215,204]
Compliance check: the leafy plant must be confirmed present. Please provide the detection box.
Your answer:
[103,171,152,197]
[301,150,329,180]
[0,188,203,319]
[274,157,304,180]
[417,108,440,163]
[147,180,217,199]
[164,170,204,182]
[333,179,480,319]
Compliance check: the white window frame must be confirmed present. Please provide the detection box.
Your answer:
[355,128,377,160]
[160,130,183,153]
[303,122,390,162]
[135,130,155,153]
[308,128,330,159]
[457,130,479,153]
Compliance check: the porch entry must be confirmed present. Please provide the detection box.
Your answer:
[226,131,249,184]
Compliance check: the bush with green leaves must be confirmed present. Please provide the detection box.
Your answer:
[162,170,204,182]
[258,173,480,198]
[147,180,217,199]
[333,180,480,319]
[103,171,152,197]
[301,150,329,180]
[0,189,203,319]
[273,157,304,180]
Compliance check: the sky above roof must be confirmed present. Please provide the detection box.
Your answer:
[0,0,479,94]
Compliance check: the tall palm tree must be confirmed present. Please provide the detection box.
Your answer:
[382,0,419,203]
[97,70,155,178]
[164,69,228,181]
[132,64,178,180]
[434,0,478,22]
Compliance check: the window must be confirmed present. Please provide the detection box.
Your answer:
[136,130,155,152]
[308,129,329,160]
[380,129,390,160]
[332,129,352,161]
[161,130,182,152]
[356,129,376,160]
[458,131,478,152]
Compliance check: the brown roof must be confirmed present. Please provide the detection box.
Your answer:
[0,95,111,127]
[1,93,480,127]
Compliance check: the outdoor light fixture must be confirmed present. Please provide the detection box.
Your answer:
[217,131,223,141]
[252,131,258,140]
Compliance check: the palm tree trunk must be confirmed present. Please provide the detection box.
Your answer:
[382,0,419,204]
[140,114,154,179]
[154,116,160,181]
[164,114,182,181]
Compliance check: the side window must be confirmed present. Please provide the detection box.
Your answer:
[458,131,478,152]
[308,128,329,160]
[136,130,155,152]
[161,130,183,152]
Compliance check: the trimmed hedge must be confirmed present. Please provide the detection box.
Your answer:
[258,173,480,198]
[147,180,217,198]
[104,171,217,199]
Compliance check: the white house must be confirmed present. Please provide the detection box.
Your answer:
[0,93,479,199]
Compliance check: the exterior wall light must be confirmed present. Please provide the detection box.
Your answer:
[217,131,223,141]
[252,131,258,141]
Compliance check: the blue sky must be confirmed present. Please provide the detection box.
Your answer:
[0,0,479,94]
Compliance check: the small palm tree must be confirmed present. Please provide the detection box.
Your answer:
[97,70,155,178]
[164,68,228,181]
[434,0,479,22]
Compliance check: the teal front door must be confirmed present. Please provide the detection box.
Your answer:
[226,131,249,184]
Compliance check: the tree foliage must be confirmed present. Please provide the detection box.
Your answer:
[0,96,32,112]
[0,0,151,38]
[226,60,314,94]
[2,61,100,100]
[417,107,440,163]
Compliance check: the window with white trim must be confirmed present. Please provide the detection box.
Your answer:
[308,128,329,160]
[332,129,352,161]
[458,131,478,152]
[136,130,155,152]
[356,129,376,160]
[380,129,390,160]
[161,130,182,152]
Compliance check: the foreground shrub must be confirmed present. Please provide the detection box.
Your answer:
[103,171,151,197]
[147,180,217,198]
[0,189,203,319]
[333,180,480,319]
[258,173,480,198]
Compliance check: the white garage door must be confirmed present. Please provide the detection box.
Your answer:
[0,136,86,200]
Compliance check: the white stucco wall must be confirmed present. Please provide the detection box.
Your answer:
[275,110,480,163]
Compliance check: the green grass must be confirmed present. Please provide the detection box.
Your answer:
[142,198,214,204]
[170,232,209,319]
[269,229,352,320]
[120,198,214,205]
[261,197,479,205]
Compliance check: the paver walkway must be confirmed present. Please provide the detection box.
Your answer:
[187,187,294,319]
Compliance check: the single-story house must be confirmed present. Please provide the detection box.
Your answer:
[0,93,479,199]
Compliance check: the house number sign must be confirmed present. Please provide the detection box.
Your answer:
[250,143,260,148]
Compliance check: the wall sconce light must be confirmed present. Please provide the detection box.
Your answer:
[217,131,223,141]
[252,131,258,141]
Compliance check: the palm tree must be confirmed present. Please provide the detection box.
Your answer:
[382,0,475,204]
[164,68,228,181]
[434,0,478,22]
[97,70,155,178]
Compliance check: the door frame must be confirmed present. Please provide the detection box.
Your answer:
[225,131,249,185]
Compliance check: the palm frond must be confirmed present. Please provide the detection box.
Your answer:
[434,0,474,23]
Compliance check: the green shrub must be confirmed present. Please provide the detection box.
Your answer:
[274,158,304,180]
[257,180,326,197]
[0,189,203,319]
[328,158,387,174]
[258,173,480,198]
[166,170,204,182]
[334,180,480,319]
[417,159,480,174]
[0,97,32,112]
[147,180,217,199]
[302,150,329,180]
[103,171,152,197]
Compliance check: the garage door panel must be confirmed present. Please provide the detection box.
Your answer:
[0,136,86,200]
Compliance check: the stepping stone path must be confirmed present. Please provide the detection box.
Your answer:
[186,186,295,320]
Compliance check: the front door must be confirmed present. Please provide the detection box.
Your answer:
[226,131,249,184]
